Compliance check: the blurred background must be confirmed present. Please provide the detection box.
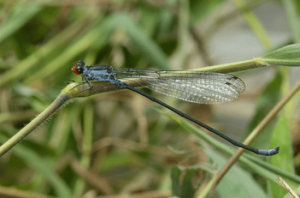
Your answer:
[0,0,300,198]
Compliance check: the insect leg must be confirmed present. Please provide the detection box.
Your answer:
[82,75,93,88]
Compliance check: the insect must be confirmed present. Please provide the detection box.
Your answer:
[71,60,279,156]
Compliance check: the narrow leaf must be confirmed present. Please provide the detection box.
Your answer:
[270,114,295,197]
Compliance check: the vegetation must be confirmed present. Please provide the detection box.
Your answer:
[0,0,300,198]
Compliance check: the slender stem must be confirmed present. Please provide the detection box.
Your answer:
[0,90,70,157]
[74,104,94,197]
[276,176,300,198]
[282,0,300,43]
[231,0,272,49]
[189,58,264,73]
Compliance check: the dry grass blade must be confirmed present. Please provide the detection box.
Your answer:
[276,176,299,198]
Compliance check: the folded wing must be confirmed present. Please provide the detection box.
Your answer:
[114,69,245,104]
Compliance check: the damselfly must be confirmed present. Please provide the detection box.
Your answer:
[71,60,279,156]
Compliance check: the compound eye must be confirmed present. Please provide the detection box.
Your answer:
[72,60,86,75]
[76,60,85,67]
[77,66,83,74]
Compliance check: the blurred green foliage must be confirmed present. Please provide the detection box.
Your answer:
[0,0,300,198]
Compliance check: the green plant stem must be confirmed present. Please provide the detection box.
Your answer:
[0,91,70,157]
[74,104,94,197]
[231,0,272,49]
[0,80,132,157]
[190,58,263,73]
[282,0,300,43]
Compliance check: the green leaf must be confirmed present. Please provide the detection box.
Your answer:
[170,165,198,198]
[262,44,300,66]
[264,44,300,60]
[171,166,182,197]
[181,169,197,198]
[245,71,282,149]
[269,114,295,198]
[204,147,268,198]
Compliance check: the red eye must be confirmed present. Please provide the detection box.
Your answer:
[71,66,80,75]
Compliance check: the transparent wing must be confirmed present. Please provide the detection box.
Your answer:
[113,68,245,104]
